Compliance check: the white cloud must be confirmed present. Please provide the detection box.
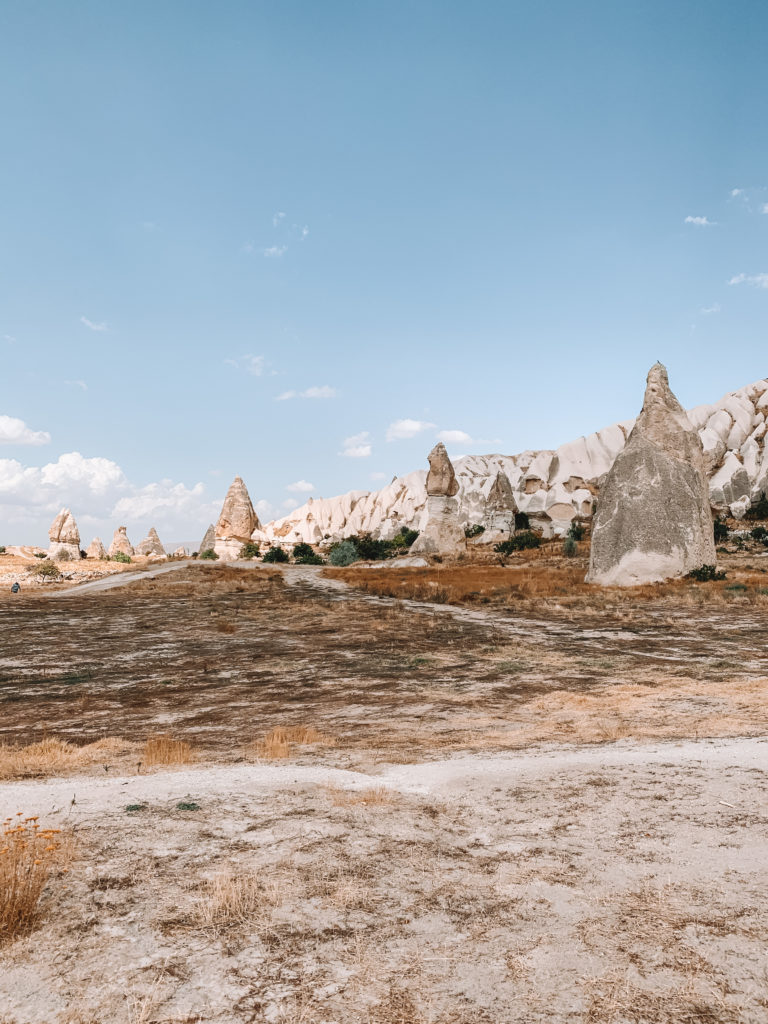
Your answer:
[762,203,768,214]
[273,211,286,227]
[64,379,88,391]
[700,303,721,315]
[370,471,387,481]
[276,385,336,400]
[0,450,219,541]
[80,316,108,331]
[0,415,51,446]
[226,354,266,376]
[437,429,472,444]
[301,226,309,239]
[729,273,768,289]
[730,188,744,197]
[286,479,314,493]
[340,431,372,458]
[684,216,715,226]
[282,498,299,510]
[264,245,287,258]
[255,498,278,522]
[386,419,436,441]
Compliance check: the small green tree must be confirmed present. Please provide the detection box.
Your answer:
[494,531,541,555]
[562,536,578,557]
[713,517,728,543]
[567,521,585,541]
[464,524,485,539]
[27,559,61,579]
[111,551,132,564]
[240,541,260,559]
[293,542,324,564]
[199,548,219,561]
[262,547,289,563]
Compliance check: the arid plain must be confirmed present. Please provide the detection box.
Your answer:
[1,539,767,1023]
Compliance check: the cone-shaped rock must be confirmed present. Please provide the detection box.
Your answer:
[587,363,715,586]
[48,508,81,560]
[86,537,107,560]
[479,472,518,542]
[136,526,166,557]
[411,445,464,555]
[108,526,135,558]
[215,477,262,558]
[199,523,216,554]
[425,443,459,496]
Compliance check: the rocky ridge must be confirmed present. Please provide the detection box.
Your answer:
[263,377,768,545]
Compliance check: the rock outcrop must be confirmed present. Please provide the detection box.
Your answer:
[48,508,81,561]
[263,376,768,545]
[587,363,715,586]
[199,524,216,555]
[85,537,107,560]
[136,527,166,557]
[410,444,465,555]
[172,546,187,558]
[214,476,263,559]
[108,526,134,558]
[478,471,518,543]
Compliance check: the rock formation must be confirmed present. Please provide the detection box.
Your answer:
[172,545,187,558]
[199,524,216,554]
[85,537,107,560]
[587,363,715,586]
[214,476,263,559]
[262,376,768,545]
[410,444,466,555]
[48,508,81,560]
[136,527,166,557]
[477,471,518,543]
[108,526,134,558]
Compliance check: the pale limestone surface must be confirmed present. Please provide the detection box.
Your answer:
[263,376,768,544]
[587,363,715,586]
[411,446,465,555]
[108,526,134,558]
[135,527,166,557]
[85,537,107,560]
[214,476,262,559]
[48,508,81,560]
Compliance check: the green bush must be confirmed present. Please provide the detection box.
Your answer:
[750,526,768,542]
[390,527,419,549]
[464,524,485,539]
[0,546,6,554]
[567,521,585,541]
[328,540,359,567]
[494,531,541,555]
[34,552,47,559]
[27,559,61,579]
[562,536,578,557]
[199,548,219,561]
[744,492,768,521]
[713,518,729,543]
[262,546,289,563]
[240,541,260,559]
[348,533,392,561]
[293,542,324,565]
[514,512,530,531]
[725,582,748,592]
[686,564,726,582]
[111,551,132,564]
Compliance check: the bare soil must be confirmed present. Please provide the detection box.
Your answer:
[0,558,766,1022]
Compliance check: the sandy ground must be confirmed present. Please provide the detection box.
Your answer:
[1,559,767,1022]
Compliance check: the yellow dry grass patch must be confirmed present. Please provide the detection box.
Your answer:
[142,733,195,767]
[0,814,71,945]
[0,737,132,781]
[323,785,399,807]
[250,725,335,760]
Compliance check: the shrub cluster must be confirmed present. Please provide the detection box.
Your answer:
[750,526,768,544]
[240,541,260,559]
[744,491,768,521]
[328,540,358,567]
[27,559,61,579]
[199,548,219,561]
[494,531,542,555]
[111,551,132,564]
[567,521,585,541]
[0,546,6,555]
[562,536,578,557]
[262,547,289,563]
[713,517,729,543]
[514,511,530,531]
[464,524,485,539]
[292,542,324,565]
[686,564,727,582]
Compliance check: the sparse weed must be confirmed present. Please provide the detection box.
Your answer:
[142,734,194,767]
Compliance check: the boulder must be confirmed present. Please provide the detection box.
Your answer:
[136,527,166,557]
[214,476,261,559]
[198,524,216,554]
[411,445,465,555]
[172,546,187,558]
[85,537,107,560]
[48,508,81,561]
[108,526,135,558]
[587,363,715,586]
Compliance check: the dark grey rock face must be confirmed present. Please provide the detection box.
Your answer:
[587,363,715,586]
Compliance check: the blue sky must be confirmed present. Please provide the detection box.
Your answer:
[1,0,767,544]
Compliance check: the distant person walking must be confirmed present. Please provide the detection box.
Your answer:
[11,582,20,594]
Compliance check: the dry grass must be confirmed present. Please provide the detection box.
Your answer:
[0,737,133,781]
[0,814,68,945]
[250,725,335,760]
[142,733,195,767]
[323,785,400,807]
[195,869,264,931]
